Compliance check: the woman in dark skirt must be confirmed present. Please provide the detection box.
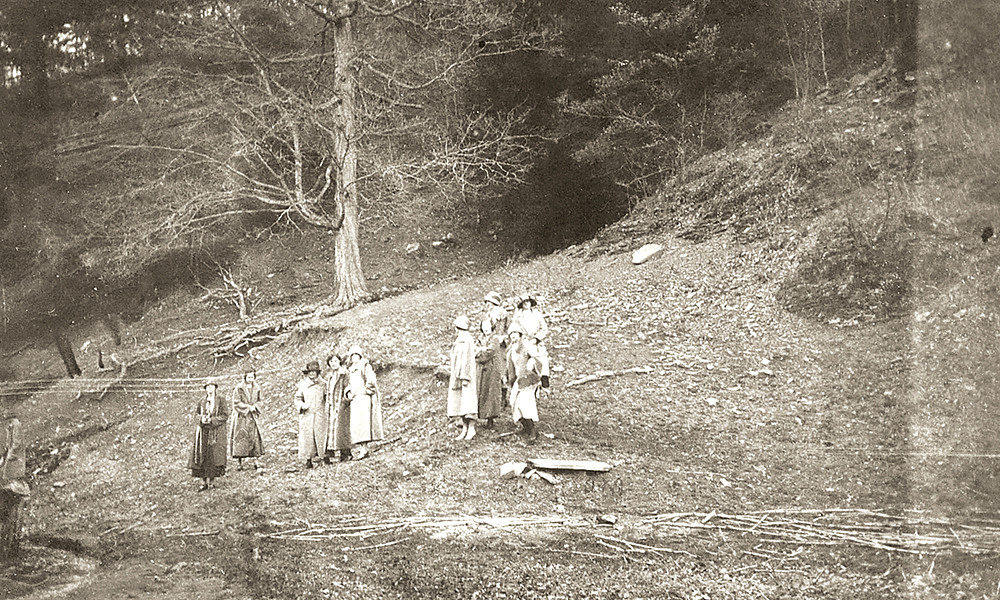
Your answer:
[229,370,265,470]
[189,381,230,490]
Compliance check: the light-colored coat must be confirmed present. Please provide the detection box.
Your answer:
[511,307,548,342]
[294,378,328,460]
[506,340,540,422]
[485,305,510,338]
[347,359,384,444]
[448,329,478,417]
[512,307,550,377]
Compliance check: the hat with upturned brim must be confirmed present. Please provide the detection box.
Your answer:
[484,291,502,306]
[454,315,470,331]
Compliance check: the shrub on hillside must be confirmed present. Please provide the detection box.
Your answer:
[778,206,912,324]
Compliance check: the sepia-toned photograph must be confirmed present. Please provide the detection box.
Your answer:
[2,0,995,597]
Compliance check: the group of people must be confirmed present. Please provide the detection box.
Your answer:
[187,346,384,490]
[448,291,550,443]
[294,346,384,469]
[188,291,549,490]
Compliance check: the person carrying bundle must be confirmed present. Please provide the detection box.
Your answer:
[189,381,230,490]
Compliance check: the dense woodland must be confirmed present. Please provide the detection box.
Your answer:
[1,0,916,336]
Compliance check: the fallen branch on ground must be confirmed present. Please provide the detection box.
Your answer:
[263,515,580,541]
[566,366,654,387]
[644,509,1000,555]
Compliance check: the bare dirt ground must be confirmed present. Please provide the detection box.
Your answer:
[7,205,1000,598]
[6,69,1000,598]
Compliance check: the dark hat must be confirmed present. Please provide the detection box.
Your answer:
[302,361,322,374]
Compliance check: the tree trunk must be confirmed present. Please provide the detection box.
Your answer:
[51,329,82,378]
[19,15,50,113]
[0,492,23,559]
[330,12,368,308]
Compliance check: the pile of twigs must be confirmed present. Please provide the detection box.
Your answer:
[645,508,1000,555]
[264,515,579,542]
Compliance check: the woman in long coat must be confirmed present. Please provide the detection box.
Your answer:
[229,370,264,470]
[345,345,384,460]
[325,354,352,461]
[505,326,541,443]
[189,381,230,490]
[448,315,478,440]
[293,361,329,468]
[475,318,505,428]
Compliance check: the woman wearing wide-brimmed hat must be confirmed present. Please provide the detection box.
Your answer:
[511,293,550,389]
[448,314,479,440]
[229,369,265,471]
[189,380,230,490]
[345,345,383,460]
[293,361,329,469]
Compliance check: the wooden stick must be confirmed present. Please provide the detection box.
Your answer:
[595,535,696,558]
[566,365,653,387]
[165,529,220,538]
[345,537,411,551]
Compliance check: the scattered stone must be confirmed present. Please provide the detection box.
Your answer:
[597,514,618,525]
[500,462,527,480]
[405,242,421,254]
[631,243,664,265]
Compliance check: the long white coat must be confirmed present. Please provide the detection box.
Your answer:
[448,329,478,418]
[347,359,384,444]
[294,378,328,460]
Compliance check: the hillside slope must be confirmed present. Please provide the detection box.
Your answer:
[8,63,1000,598]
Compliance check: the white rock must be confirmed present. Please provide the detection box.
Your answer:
[500,462,527,480]
[631,243,664,265]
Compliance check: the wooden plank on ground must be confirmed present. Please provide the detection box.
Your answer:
[526,458,612,472]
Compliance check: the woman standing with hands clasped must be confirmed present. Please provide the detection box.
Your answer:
[189,381,230,490]
[229,370,264,471]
